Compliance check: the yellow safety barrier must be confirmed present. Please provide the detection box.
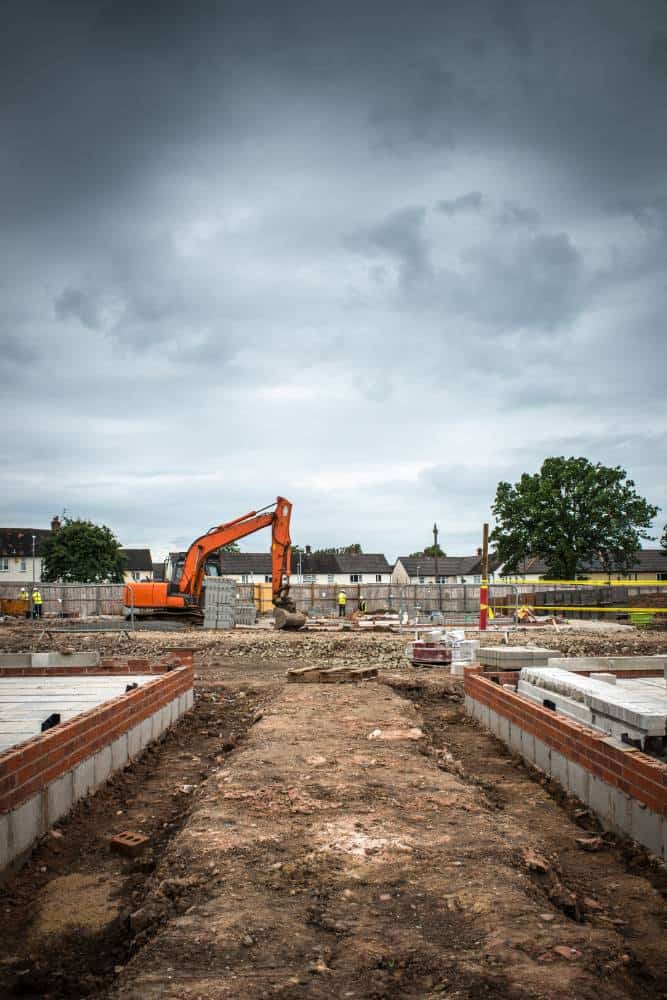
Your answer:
[496,579,667,586]
[493,604,667,614]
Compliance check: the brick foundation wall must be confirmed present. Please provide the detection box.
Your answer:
[0,650,194,816]
[465,667,667,821]
[0,648,194,678]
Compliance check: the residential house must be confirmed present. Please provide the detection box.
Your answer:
[120,549,154,583]
[0,521,57,584]
[498,549,667,582]
[152,562,166,582]
[392,553,491,586]
[218,551,393,585]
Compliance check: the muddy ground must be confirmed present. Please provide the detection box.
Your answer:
[0,623,665,999]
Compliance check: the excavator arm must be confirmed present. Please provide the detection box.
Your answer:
[180,497,296,611]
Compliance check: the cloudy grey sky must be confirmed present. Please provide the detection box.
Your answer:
[1,0,666,560]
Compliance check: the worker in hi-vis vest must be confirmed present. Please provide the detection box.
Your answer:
[32,587,43,618]
[337,591,347,617]
[19,587,30,619]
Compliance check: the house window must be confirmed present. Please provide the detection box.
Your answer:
[241,574,249,583]
[264,575,272,583]
[20,559,26,572]
[418,576,425,584]
[350,574,361,583]
[375,574,383,582]
[303,574,315,583]
[0,558,9,572]
[327,574,335,584]
[132,571,141,581]
[473,575,481,584]
[658,573,667,581]
[436,575,447,584]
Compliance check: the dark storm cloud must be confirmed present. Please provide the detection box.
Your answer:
[437,192,484,216]
[1,0,666,555]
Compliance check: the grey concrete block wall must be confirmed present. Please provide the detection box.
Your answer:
[466,693,666,860]
[1,690,192,879]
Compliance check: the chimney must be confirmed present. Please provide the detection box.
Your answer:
[477,547,482,557]
[305,545,311,554]
[51,515,61,532]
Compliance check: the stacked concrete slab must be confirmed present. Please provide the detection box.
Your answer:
[203,577,237,629]
[479,646,552,670]
[235,605,257,627]
[518,666,667,749]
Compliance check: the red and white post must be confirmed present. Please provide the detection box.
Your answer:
[479,522,489,631]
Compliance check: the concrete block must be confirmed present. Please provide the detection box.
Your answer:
[185,689,194,711]
[534,738,551,774]
[498,715,510,746]
[0,813,10,870]
[47,771,73,825]
[151,709,162,741]
[566,760,590,804]
[0,654,31,667]
[464,695,474,716]
[73,756,95,800]
[160,705,171,732]
[139,717,152,749]
[550,750,568,788]
[488,706,502,738]
[630,800,663,857]
[478,702,490,730]
[520,729,536,764]
[10,794,42,856]
[127,723,142,758]
[111,734,129,770]
[93,745,112,788]
[588,775,613,824]
[508,720,523,755]
[610,786,632,834]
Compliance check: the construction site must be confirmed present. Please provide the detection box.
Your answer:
[0,584,665,999]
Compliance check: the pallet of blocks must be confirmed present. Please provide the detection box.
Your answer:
[203,577,237,629]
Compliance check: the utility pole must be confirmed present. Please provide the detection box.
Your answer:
[31,534,36,621]
[433,522,442,612]
[479,523,489,631]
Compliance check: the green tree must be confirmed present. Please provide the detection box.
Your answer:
[491,457,659,579]
[409,544,446,558]
[662,524,667,552]
[41,516,127,583]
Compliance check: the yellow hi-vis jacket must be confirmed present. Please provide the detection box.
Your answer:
[337,592,347,606]
[32,590,43,605]
[19,589,29,601]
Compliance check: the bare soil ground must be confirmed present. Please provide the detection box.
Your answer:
[0,622,665,999]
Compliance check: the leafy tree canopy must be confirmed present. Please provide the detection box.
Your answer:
[491,457,659,579]
[409,544,446,558]
[41,516,127,583]
[662,524,667,553]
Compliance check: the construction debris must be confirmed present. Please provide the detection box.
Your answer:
[286,665,378,683]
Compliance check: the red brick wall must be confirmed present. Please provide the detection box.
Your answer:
[0,648,194,678]
[464,667,667,817]
[0,650,194,815]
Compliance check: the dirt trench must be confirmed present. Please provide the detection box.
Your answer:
[0,683,269,999]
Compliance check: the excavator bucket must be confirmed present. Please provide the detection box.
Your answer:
[274,607,307,630]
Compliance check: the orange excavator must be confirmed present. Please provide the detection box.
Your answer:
[123,497,305,629]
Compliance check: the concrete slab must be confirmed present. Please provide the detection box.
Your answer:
[0,674,157,753]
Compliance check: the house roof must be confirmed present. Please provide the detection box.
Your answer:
[334,554,392,574]
[218,552,392,576]
[500,549,667,576]
[396,555,484,577]
[120,548,153,572]
[0,528,53,558]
